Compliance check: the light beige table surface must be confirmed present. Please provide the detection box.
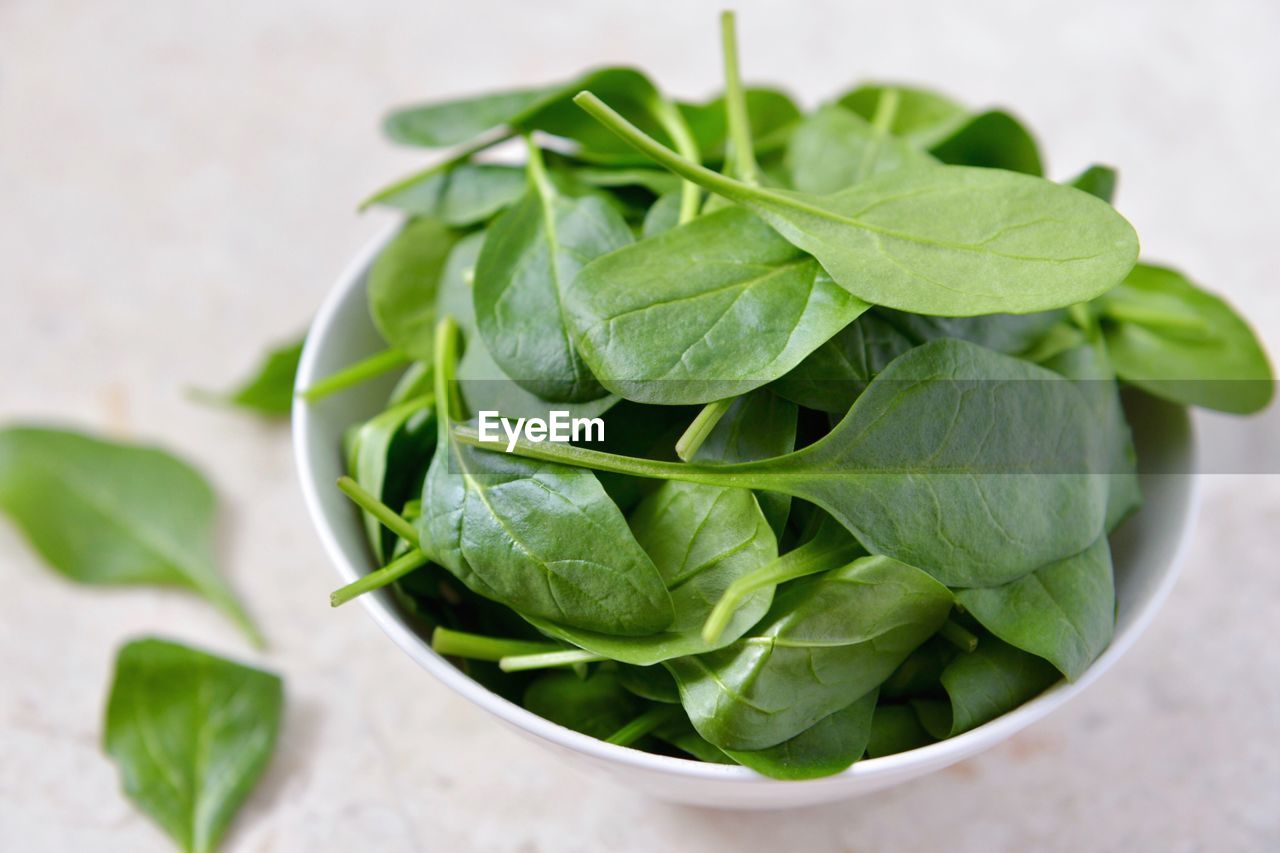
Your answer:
[2,1,1278,850]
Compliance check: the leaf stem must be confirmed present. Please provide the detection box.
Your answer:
[358,129,517,211]
[857,87,900,182]
[498,649,608,672]
[606,705,683,746]
[336,476,421,547]
[431,627,562,661]
[646,99,702,224]
[300,349,410,402]
[675,398,734,462]
[719,11,759,186]
[330,549,430,607]
[939,619,979,653]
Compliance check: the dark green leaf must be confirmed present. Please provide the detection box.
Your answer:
[369,218,461,360]
[346,396,436,562]
[202,337,303,416]
[523,669,643,740]
[366,164,527,226]
[1069,165,1118,203]
[866,703,935,758]
[723,689,878,780]
[915,634,1060,737]
[929,110,1044,176]
[836,83,968,147]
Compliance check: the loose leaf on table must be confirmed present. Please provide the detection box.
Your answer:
[365,163,527,226]
[528,480,778,665]
[368,217,461,361]
[565,206,869,404]
[458,339,1110,587]
[866,703,935,758]
[0,426,261,645]
[104,638,283,853]
[198,336,303,416]
[473,142,633,402]
[523,669,643,740]
[420,318,673,636]
[666,555,951,751]
[346,396,437,562]
[784,104,934,195]
[722,689,878,780]
[1069,165,1118,203]
[956,536,1115,681]
[1093,262,1274,414]
[574,91,1138,316]
[914,634,1061,738]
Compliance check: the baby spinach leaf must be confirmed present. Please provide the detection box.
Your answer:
[722,689,878,780]
[667,555,951,750]
[1094,263,1274,414]
[421,318,673,636]
[772,311,916,413]
[619,663,681,704]
[366,163,527,226]
[877,307,1065,355]
[1070,165,1118,203]
[653,720,736,764]
[914,634,1060,737]
[369,217,461,361]
[678,87,802,162]
[473,143,633,402]
[528,480,777,665]
[104,637,282,853]
[346,396,436,562]
[566,206,869,404]
[785,104,934,195]
[929,110,1044,175]
[956,536,1115,681]
[0,426,261,645]
[564,164,681,196]
[836,83,968,147]
[641,190,683,237]
[575,92,1138,316]
[461,339,1110,587]
[385,88,552,147]
[866,703,935,758]
[199,337,303,416]
[523,669,643,740]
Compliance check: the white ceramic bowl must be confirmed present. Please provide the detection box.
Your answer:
[293,227,1200,810]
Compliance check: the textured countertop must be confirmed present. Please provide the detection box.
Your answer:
[2,1,1278,850]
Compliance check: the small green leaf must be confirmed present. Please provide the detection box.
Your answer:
[199,337,303,417]
[0,426,261,645]
[368,218,461,361]
[915,633,1060,737]
[104,637,283,853]
[366,164,527,226]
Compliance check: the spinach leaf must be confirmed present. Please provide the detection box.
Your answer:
[459,339,1110,587]
[566,206,869,404]
[785,104,934,195]
[523,669,643,740]
[565,165,681,196]
[1094,262,1274,414]
[929,110,1044,175]
[653,720,736,764]
[667,555,951,750]
[956,536,1115,681]
[1070,165,1118,203]
[368,217,460,360]
[346,396,436,562]
[866,703,935,758]
[575,92,1138,316]
[619,663,681,704]
[104,638,282,853]
[0,426,261,645]
[914,634,1061,737]
[723,689,878,780]
[836,83,968,147]
[421,318,673,636]
[641,190,683,237]
[200,337,303,416]
[366,163,527,226]
[473,142,633,402]
[528,480,777,665]
[772,311,916,413]
[877,307,1065,355]
[678,87,801,163]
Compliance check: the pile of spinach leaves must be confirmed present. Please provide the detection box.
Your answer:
[318,11,1273,781]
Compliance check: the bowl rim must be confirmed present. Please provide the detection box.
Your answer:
[293,224,1202,787]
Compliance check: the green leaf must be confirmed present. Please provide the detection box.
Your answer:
[421,319,673,636]
[618,663,681,704]
[641,190,683,238]
[1094,263,1274,414]
[523,669,643,740]
[575,92,1138,316]
[929,110,1044,176]
[566,207,869,404]
[785,104,935,195]
[667,555,951,750]
[836,83,968,147]
[368,218,461,360]
[915,633,1061,737]
[385,87,553,147]
[200,337,303,416]
[1069,165,1118,203]
[104,638,283,853]
[678,87,802,161]
[723,689,878,780]
[0,426,261,645]
[956,536,1115,681]
[772,312,916,414]
[528,480,777,665]
[366,164,527,225]
[866,703,935,758]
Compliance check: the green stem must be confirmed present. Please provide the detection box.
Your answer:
[647,98,702,224]
[1102,302,1210,335]
[523,134,555,200]
[434,316,465,433]
[300,349,410,402]
[358,129,517,211]
[330,549,430,607]
[498,649,608,672]
[939,619,979,653]
[675,398,734,462]
[857,87,901,182]
[336,476,421,548]
[606,705,683,746]
[701,530,861,644]
[431,627,562,661]
[719,11,759,185]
